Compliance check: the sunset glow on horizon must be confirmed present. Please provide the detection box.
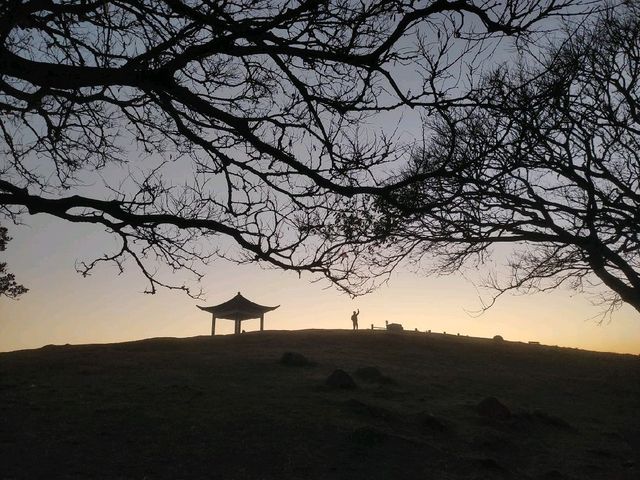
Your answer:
[2,214,639,355]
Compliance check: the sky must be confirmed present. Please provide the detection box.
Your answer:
[1,2,639,355]
[2,212,639,355]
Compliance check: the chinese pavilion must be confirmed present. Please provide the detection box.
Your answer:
[197,292,280,335]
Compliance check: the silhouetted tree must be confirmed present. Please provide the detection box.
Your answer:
[341,4,640,314]
[0,224,27,298]
[0,0,580,296]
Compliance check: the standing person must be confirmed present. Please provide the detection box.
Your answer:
[351,309,360,330]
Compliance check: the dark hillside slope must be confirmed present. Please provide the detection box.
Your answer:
[1,330,639,479]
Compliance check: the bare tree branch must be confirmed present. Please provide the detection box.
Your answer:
[1,0,579,294]
[337,3,640,313]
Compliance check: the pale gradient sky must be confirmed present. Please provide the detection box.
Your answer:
[2,214,639,354]
[6,7,637,354]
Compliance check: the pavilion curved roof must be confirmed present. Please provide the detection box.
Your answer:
[197,292,279,320]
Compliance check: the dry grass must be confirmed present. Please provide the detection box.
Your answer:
[1,329,639,479]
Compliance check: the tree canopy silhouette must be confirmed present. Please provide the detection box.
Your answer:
[0,0,578,296]
[0,224,27,299]
[338,4,640,314]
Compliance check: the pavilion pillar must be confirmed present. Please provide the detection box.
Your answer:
[235,319,241,334]
[211,315,216,336]
[260,314,264,331]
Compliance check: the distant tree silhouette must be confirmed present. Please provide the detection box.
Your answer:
[0,0,582,296]
[0,224,27,299]
[334,4,640,315]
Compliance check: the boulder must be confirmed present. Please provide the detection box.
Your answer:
[417,412,449,433]
[532,410,572,429]
[349,426,388,446]
[325,369,357,389]
[476,396,511,420]
[538,470,572,480]
[280,351,314,367]
[344,398,394,420]
[354,366,395,384]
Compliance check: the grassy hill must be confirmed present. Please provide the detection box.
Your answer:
[1,329,638,479]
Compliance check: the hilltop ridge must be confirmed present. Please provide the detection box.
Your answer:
[1,329,638,479]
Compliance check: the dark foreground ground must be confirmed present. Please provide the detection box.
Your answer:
[1,330,639,479]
